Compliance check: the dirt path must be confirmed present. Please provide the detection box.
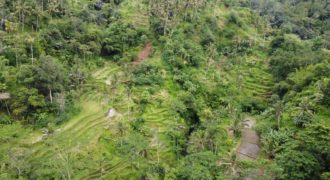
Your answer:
[236,117,260,160]
[133,42,152,65]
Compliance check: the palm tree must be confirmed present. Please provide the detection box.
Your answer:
[0,56,8,70]
[33,5,44,31]
[205,44,217,76]
[47,0,60,18]
[236,74,244,91]
[273,100,284,129]
[217,152,239,179]
[51,149,74,180]
[79,44,90,61]
[26,35,35,64]
[294,97,314,127]
[165,124,185,160]
[232,112,243,137]
[0,57,10,116]
[15,1,30,31]
[120,133,149,170]
[151,127,163,164]
[12,35,23,68]
[41,0,45,11]
[123,64,133,120]
[116,121,127,137]
[115,120,128,147]
[188,131,206,152]
[14,1,23,30]
[297,97,313,114]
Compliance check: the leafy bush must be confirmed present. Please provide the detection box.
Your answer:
[293,111,313,128]
[269,35,326,81]
[34,112,49,128]
[0,114,11,125]
[101,22,146,59]
[176,151,221,179]
[10,87,46,121]
[132,64,164,86]
[273,81,291,97]
[275,149,320,180]
[173,71,200,93]
[162,31,204,68]
[240,97,267,113]
[261,129,292,158]
[321,79,330,106]
[130,117,145,132]
[227,12,243,27]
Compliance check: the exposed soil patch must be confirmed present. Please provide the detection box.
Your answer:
[133,42,152,65]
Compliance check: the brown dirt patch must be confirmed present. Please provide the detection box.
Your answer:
[133,42,152,65]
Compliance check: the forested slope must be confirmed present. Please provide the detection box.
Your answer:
[0,0,329,179]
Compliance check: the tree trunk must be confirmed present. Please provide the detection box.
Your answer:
[127,89,130,120]
[30,43,34,64]
[17,167,21,177]
[36,16,39,31]
[5,100,11,116]
[163,1,169,35]
[22,13,25,31]
[157,146,160,163]
[18,11,21,31]
[49,88,53,103]
[15,47,18,68]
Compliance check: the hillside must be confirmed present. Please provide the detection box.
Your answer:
[0,0,329,179]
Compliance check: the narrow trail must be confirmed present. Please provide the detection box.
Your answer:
[236,117,260,160]
[133,42,152,65]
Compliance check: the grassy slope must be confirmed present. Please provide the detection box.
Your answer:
[0,3,277,179]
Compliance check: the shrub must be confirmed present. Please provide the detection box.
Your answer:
[273,81,291,97]
[132,64,164,86]
[0,114,11,125]
[261,129,292,158]
[227,12,243,27]
[275,149,320,180]
[101,22,146,59]
[240,97,267,113]
[321,173,330,180]
[321,79,330,106]
[293,111,314,128]
[176,151,220,179]
[34,113,49,128]
[130,118,145,132]
[173,71,200,93]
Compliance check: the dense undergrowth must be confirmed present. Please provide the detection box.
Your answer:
[0,0,329,179]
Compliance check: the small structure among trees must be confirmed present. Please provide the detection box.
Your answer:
[0,92,11,115]
[0,92,10,100]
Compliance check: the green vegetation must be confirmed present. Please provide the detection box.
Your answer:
[0,0,329,179]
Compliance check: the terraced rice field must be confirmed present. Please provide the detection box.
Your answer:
[25,101,108,161]
[10,64,124,176]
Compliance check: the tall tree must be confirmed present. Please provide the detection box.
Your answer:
[26,35,35,64]
[273,100,284,129]
[15,0,30,31]
[294,97,314,128]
